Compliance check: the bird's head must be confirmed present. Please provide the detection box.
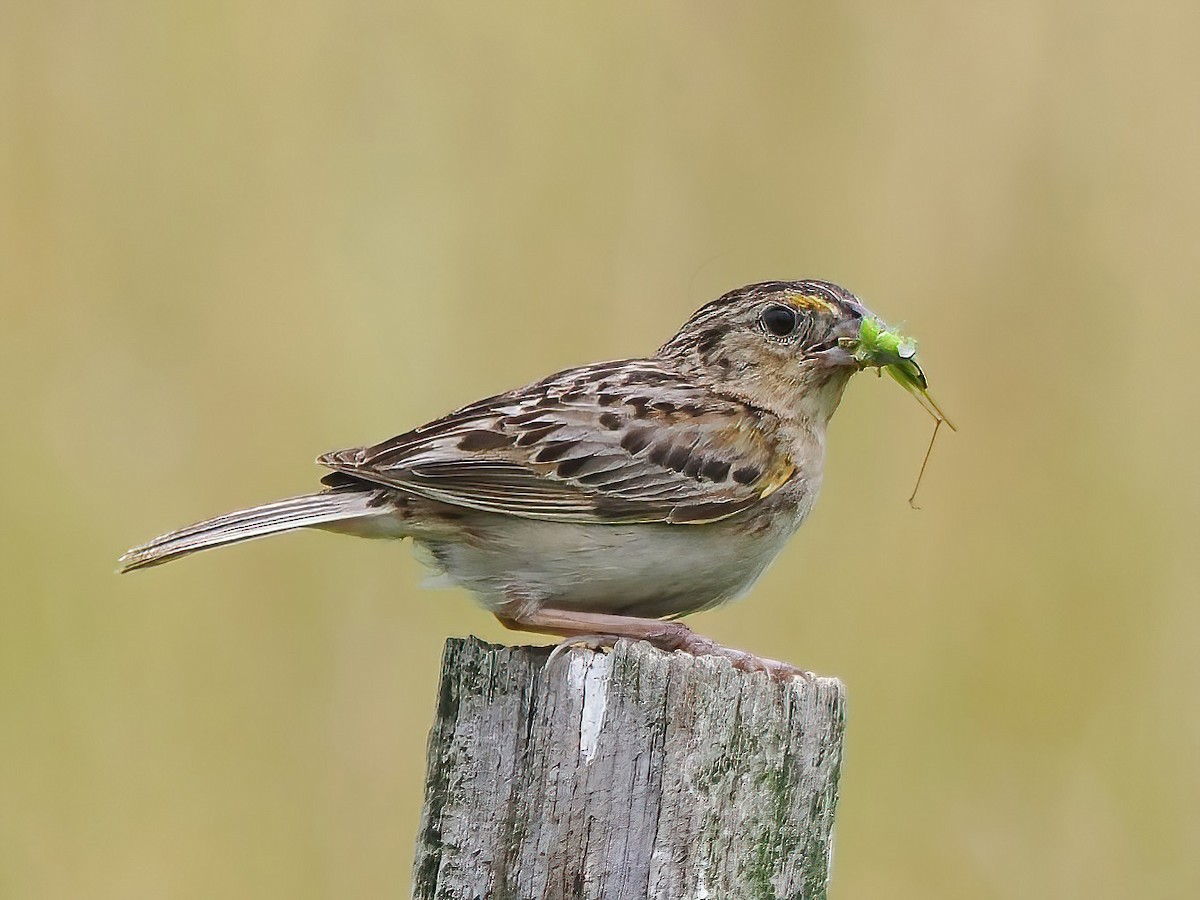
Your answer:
[656,280,872,425]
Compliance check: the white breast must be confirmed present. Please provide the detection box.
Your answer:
[409,480,818,619]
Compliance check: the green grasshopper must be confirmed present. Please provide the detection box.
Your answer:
[845,315,956,507]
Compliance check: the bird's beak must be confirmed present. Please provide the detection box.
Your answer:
[809,317,867,369]
[811,343,861,369]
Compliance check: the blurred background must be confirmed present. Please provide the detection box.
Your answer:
[2,1,1197,897]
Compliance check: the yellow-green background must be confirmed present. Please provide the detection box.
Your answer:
[3,2,1197,897]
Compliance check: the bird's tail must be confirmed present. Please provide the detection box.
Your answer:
[118,490,385,573]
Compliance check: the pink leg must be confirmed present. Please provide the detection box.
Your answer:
[495,602,808,681]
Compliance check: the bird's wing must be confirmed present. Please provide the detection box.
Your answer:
[318,360,795,525]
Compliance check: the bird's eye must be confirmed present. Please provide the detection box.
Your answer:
[761,304,798,337]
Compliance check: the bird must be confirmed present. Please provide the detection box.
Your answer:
[120,280,880,676]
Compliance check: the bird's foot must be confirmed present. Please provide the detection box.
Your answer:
[650,625,812,681]
[508,606,809,682]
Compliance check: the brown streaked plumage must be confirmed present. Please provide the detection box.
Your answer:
[119,280,874,677]
[317,359,793,526]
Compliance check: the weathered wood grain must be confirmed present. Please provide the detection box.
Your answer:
[413,638,846,900]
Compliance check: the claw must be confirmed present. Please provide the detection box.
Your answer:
[546,634,617,669]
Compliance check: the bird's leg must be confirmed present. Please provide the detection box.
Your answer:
[494,601,809,681]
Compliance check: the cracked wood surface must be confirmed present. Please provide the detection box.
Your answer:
[412,638,846,900]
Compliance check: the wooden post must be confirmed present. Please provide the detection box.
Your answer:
[412,638,847,900]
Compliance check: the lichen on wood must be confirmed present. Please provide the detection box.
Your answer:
[413,637,846,900]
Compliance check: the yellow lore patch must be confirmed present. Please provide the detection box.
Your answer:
[789,293,835,313]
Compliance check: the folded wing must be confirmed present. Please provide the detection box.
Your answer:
[318,360,794,525]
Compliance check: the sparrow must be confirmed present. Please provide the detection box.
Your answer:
[120,280,880,676]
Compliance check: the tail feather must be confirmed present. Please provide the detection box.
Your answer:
[118,490,382,573]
